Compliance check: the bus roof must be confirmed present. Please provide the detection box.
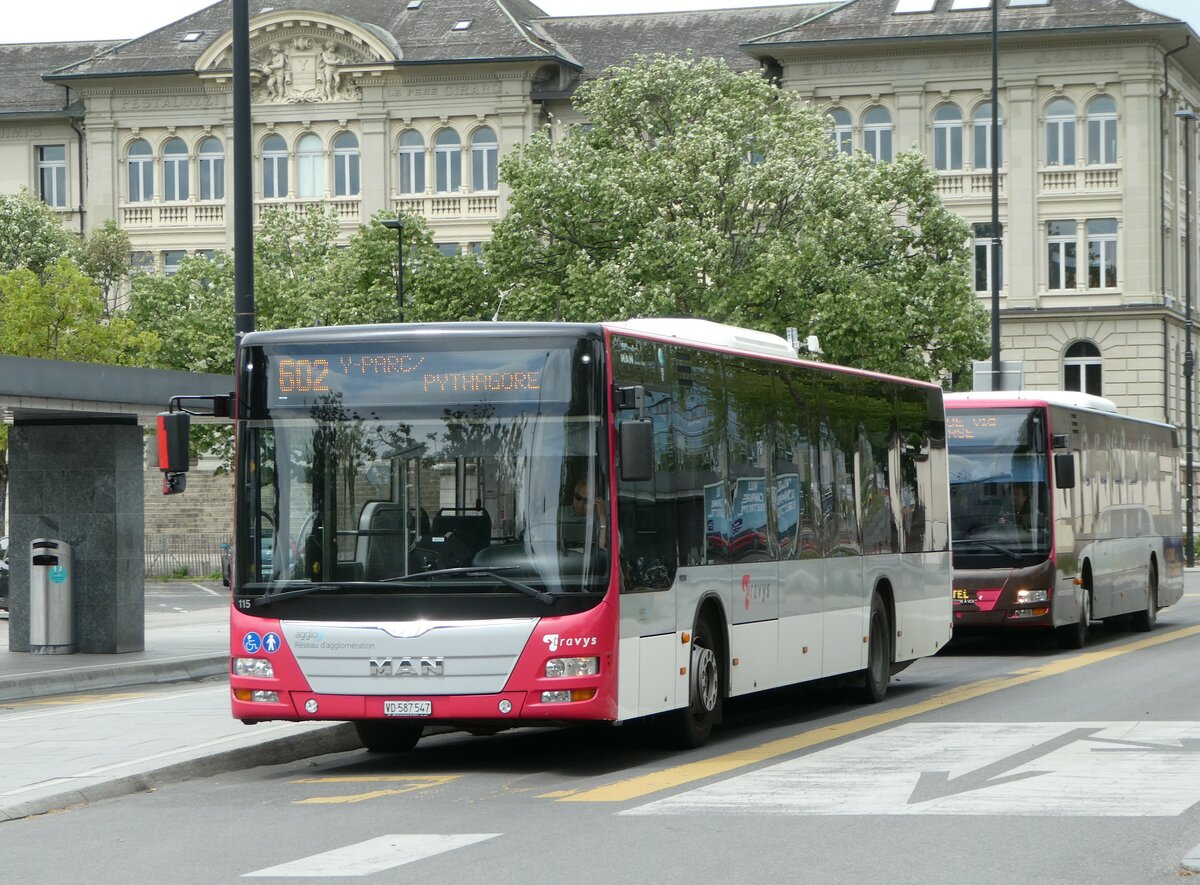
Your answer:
[945,390,1118,413]
[604,318,797,360]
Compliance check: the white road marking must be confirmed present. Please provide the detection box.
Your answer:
[242,834,500,878]
[622,722,1200,817]
[191,582,222,596]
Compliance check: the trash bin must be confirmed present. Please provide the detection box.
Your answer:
[30,539,74,655]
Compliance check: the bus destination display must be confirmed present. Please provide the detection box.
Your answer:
[267,347,566,406]
[946,410,1033,444]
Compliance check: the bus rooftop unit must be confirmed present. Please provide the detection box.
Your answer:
[160,321,952,751]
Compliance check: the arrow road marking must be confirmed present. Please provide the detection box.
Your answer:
[907,727,1102,804]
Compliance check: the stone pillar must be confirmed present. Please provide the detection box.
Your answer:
[7,421,145,654]
[359,113,389,220]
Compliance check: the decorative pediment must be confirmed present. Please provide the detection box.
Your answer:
[196,10,399,104]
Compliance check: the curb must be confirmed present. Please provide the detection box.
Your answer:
[0,723,361,823]
[0,654,228,703]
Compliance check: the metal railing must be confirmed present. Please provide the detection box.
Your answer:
[144,532,231,578]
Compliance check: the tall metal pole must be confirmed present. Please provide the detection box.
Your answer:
[381,217,405,321]
[1178,108,1196,566]
[232,0,254,343]
[989,0,1003,392]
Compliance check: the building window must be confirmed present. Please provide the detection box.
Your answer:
[130,250,154,272]
[333,131,360,197]
[973,222,1002,293]
[36,144,66,208]
[1087,95,1118,165]
[437,242,460,256]
[470,127,499,190]
[1045,98,1076,166]
[435,129,462,193]
[199,137,224,200]
[163,250,187,275]
[1064,341,1102,396]
[262,134,288,199]
[163,137,189,202]
[862,106,892,163]
[297,133,325,198]
[127,138,154,203]
[1047,220,1077,291]
[933,103,963,171]
[828,108,852,155]
[973,102,1003,170]
[398,130,425,194]
[1087,218,1118,289]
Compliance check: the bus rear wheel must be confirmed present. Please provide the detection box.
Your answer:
[660,616,723,749]
[1130,564,1158,633]
[857,594,891,703]
[354,720,423,753]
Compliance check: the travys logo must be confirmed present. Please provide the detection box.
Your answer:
[742,574,772,610]
[542,634,598,653]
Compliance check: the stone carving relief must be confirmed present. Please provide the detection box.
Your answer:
[251,37,363,104]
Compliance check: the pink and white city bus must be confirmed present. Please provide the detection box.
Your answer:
[945,391,1184,648]
[164,319,952,750]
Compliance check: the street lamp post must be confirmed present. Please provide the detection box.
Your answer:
[381,216,405,322]
[1177,108,1196,566]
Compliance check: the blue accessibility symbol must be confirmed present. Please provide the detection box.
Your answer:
[243,632,262,654]
[262,632,281,654]
[49,565,67,584]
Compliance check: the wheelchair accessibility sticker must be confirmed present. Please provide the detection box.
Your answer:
[49,565,67,583]
[243,632,262,654]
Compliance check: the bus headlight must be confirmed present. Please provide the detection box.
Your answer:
[545,657,600,678]
[1016,589,1049,604]
[233,657,275,678]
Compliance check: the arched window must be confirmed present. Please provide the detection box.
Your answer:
[435,129,462,193]
[297,133,325,198]
[398,130,425,195]
[933,103,963,171]
[199,136,224,201]
[333,132,360,197]
[973,102,1003,170]
[1087,96,1117,164]
[127,138,154,203]
[828,108,852,154]
[1045,98,1076,166]
[471,127,498,191]
[863,107,892,163]
[162,137,189,202]
[262,134,288,199]
[1064,341,1102,396]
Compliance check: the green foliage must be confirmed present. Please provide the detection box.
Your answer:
[487,54,987,381]
[0,189,80,277]
[80,219,132,309]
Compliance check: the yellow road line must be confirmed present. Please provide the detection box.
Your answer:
[2,691,153,709]
[291,775,460,785]
[296,790,412,805]
[556,623,1200,803]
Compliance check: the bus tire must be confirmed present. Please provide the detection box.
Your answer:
[661,614,723,749]
[857,594,891,703]
[1056,588,1090,649]
[1130,563,1158,633]
[354,720,423,753]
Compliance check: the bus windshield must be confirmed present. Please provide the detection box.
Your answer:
[947,407,1051,557]
[236,339,609,599]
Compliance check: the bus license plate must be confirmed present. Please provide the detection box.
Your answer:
[384,700,432,717]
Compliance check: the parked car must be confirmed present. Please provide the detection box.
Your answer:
[0,536,9,612]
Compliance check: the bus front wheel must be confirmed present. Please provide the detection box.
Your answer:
[354,720,423,753]
[1056,588,1091,649]
[661,616,723,748]
[1130,563,1158,633]
[857,594,891,703]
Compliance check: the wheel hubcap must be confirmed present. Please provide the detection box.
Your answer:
[691,643,718,713]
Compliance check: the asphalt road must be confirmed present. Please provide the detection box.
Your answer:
[144,579,230,613]
[3,582,1199,884]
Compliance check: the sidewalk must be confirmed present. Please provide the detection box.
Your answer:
[0,607,360,822]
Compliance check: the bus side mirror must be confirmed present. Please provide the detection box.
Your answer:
[1054,452,1076,489]
[619,418,654,483]
[157,411,191,495]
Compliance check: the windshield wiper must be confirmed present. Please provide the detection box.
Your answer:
[380,566,555,605]
[952,538,1020,560]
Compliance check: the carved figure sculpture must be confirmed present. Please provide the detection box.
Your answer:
[319,42,342,101]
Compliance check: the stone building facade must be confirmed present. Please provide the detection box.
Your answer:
[1,0,1198,439]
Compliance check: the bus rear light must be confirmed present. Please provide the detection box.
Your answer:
[1016,589,1049,604]
[233,657,275,678]
[545,657,599,678]
[233,688,280,703]
[540,688,598,704]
